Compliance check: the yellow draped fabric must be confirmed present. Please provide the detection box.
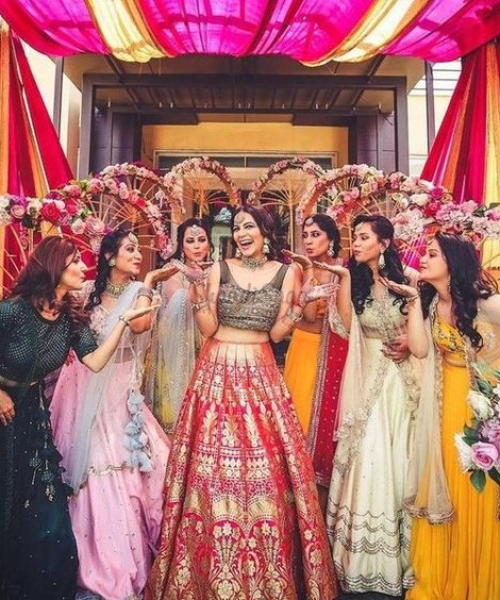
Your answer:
[84,0,167,62]
[305,0,430,65]
[407,319,500,600]
[283,328,321,434]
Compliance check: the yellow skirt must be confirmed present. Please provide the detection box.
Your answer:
[283,328,321,434]
[407,361,500,600]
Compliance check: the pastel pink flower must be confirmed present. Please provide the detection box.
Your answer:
[471,442,499,471]
[10,204,26,219]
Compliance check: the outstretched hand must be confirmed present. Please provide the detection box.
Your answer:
[299,278,337,306]
[380,277,418,299]
[170,259,206,284]
[282,249,313,270]
[313,261,349,279]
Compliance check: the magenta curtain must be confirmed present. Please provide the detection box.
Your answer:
[136,0,373,58]
[0,0,107,56]
[1,0,500,62]
[385,0,500,62]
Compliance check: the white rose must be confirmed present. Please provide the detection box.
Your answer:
[410,193,430,207]
[0,196,10,208]
[467,390,494,420]
[454,434,473,472]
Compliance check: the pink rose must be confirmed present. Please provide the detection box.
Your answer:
[70,218,86,235]
[40,201,63,224]
[85,216,106,235]
[118,183,130,200]
[471,442,499,471]
[63,184,81,198]
[10,204,26,219]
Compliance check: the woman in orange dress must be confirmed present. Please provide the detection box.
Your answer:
[283,214,350,435]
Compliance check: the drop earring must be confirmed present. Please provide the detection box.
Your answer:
[378,250,386,270]
[263,238,270,255]
[235,248,242,258]
[108,257,116,267]
[327,241,335,257]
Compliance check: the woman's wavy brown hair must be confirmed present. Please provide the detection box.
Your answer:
[11,236,88,323]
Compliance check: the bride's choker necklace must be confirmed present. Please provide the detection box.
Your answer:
[241,255,268,270]
[105,279,130,298]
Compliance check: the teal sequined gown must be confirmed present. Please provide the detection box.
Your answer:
[0,299,97,600]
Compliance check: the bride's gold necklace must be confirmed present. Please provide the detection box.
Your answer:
[241,255,268,270]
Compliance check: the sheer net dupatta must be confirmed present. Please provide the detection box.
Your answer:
[144,277,197,432]
[404,295,500,524]
[64,282,152,492]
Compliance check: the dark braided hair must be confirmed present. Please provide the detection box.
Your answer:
[302,214,341,258]
[349,214,408,315]
[86,229,133,310]
[420,233,498,350]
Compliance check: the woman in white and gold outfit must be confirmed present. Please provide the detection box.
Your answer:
[326,214,426,596]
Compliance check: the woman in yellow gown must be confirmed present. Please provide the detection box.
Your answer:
[390,233,500,600]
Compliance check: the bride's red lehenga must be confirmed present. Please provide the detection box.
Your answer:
[146,261,336,600]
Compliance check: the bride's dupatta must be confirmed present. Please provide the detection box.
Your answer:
[404,295,500,523]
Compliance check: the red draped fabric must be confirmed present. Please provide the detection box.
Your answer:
[422,43,500,205]
[0,26,74,293]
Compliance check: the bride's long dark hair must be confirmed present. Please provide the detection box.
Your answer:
[420,233,497,350]
[349,214,408,315]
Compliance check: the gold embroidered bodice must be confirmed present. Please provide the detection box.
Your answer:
[358,292,406,341]
[432,317,467,368]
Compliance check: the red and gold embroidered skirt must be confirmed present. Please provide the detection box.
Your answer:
[146,338,337,599]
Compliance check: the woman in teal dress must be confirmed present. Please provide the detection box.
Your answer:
[0,236,154,600]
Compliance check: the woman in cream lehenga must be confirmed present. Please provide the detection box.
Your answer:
[326,214,426,597]
[398,233,500,600]
[146,204,339,599]
[145,218,212,432]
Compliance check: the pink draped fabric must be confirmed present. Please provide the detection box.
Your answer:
[385,0,500,62]
[1,0,500,62]
[137,0,373,58]
[0,0,107,56]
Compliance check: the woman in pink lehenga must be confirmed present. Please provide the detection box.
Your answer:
[146,205,338,600]
[50,230,173,600]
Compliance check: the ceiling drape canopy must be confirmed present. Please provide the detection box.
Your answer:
[0,0,499,63]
